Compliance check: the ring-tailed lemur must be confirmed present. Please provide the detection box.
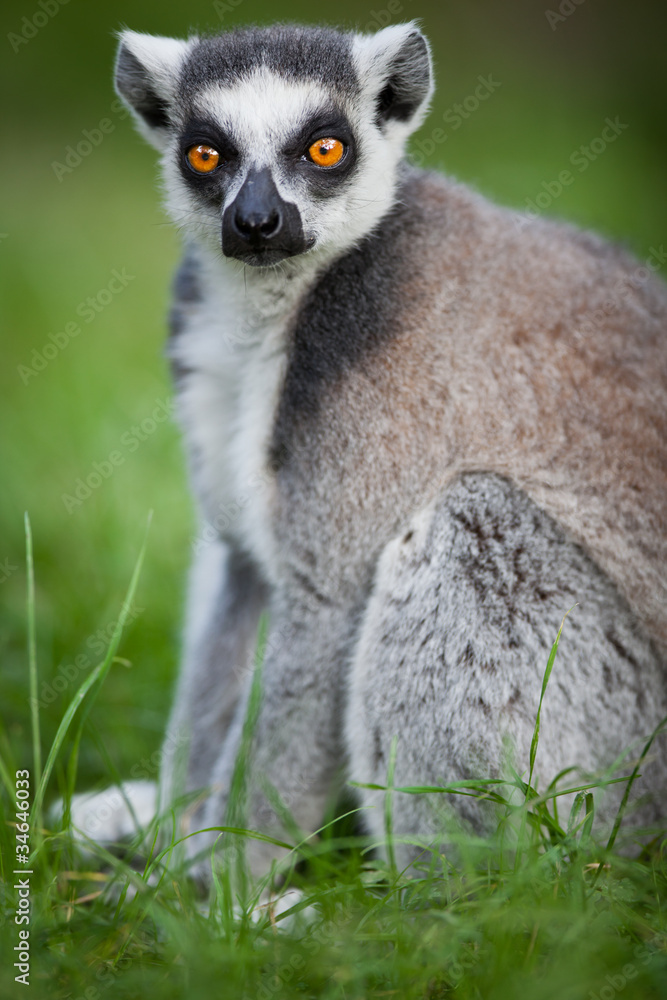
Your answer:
[69,22,667,877]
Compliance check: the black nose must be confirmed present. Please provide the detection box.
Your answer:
[227,168,285,248]
[222,167,306,266]
[233,205,281,240]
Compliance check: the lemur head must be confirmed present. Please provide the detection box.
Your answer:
[115,23,433,269]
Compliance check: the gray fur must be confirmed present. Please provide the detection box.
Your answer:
[347,473,666,866]
[180,25,359,98]
[69,22,666,880]
[159,542,266,827]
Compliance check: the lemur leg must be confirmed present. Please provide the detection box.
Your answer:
[196,590,355,880]
[346,473,667,869]
[160,539,267,824]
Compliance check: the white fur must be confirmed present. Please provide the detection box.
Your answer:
[182,535,228,655]
[116,31,197,150]
[351,21,435,135]
[167,246,318,580]
[53,780,157,846]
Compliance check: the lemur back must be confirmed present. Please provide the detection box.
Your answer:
[66,22,666,878]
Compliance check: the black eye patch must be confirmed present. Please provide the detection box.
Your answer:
[177,117,240,199]
[284,108,358,195]
[176,109,358,201]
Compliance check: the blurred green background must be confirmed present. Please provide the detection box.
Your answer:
[1,0,666,795]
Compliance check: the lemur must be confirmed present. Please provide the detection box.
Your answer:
[69,21,667,879]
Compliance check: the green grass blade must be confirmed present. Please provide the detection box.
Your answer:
[350,777,508,793]
[30,660,107,834]
[88,727,141,835]
[604,714,667,855]
[0,749,14,801]
[528,606,576,790]
[527,775,628,806]
[513,607,575,869]
[384,735,399,873]
[30,513,152,832]
[582,792,595,841]
[25,513,42,806]
[145,825,294,878]
[566,791,586,839]
[220,615,267,894]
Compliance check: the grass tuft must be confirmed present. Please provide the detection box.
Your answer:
[1,538,666,1000]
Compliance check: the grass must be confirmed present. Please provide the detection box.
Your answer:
[1,526,666,1000]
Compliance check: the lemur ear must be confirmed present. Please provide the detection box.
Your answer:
[114,30,196,149]
[353,22,433,130]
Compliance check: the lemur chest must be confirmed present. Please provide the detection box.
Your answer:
[170,268,304,572]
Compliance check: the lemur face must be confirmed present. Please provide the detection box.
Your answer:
[115,24,433,268]
[176,66,360,268]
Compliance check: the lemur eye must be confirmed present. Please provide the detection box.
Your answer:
[308,137,345,167]
[187,144,220,173]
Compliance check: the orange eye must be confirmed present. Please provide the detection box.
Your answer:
[187,144,220,173]
[308,137,345,167]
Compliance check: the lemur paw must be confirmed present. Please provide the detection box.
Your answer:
[52,780,158,848]
[250,888,319,931]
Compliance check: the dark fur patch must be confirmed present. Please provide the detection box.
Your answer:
[374,32,431,125]
[176,116,241,206]
[269,170,429,467]
[116,45,172,129]
[286,108,359,197]
[167,249,202,383]
[180,24,358,98]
